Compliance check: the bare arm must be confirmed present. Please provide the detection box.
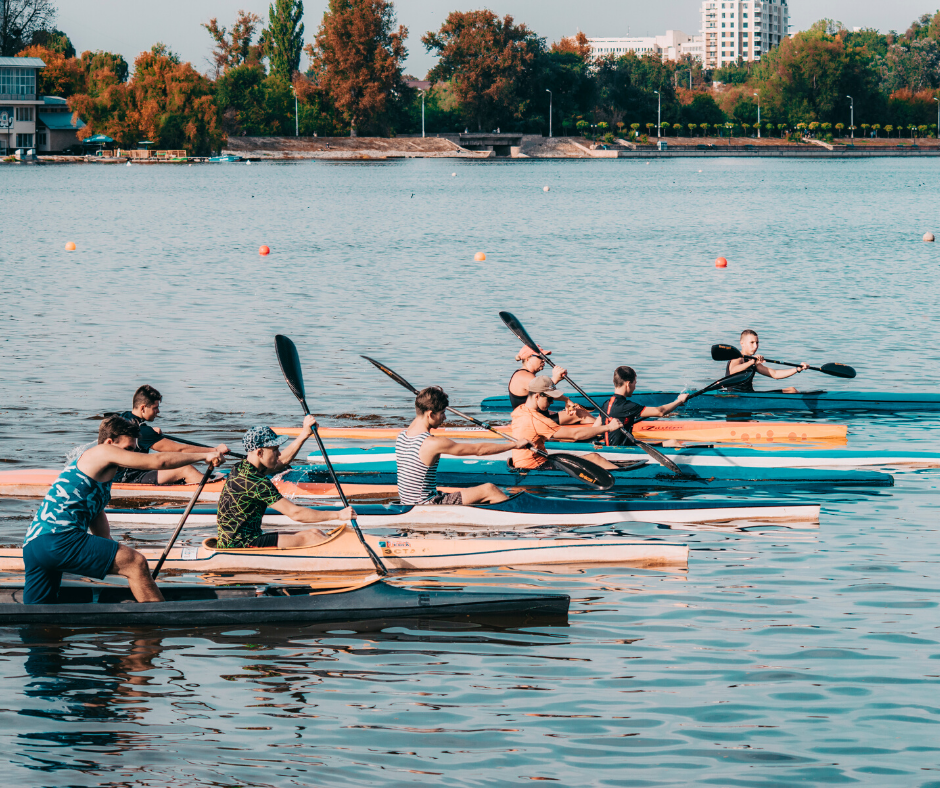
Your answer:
[728,357,757,375]
[553,418,623,442]
[88,510,111,539]
[151,437,229,454]
[756,362,805,380]
[77,445,225,481]
[271,498,355,523]
[640,394,689,419]
[271,415,318,473]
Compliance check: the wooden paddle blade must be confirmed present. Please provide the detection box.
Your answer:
[275,335,307,405]
[499,312,544,357]
[821,363,856,379]
[361,356,419,394]
[544,453,615,490]
[711,344,742,361]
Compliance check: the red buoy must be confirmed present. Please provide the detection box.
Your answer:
[715,257,728,268]
[259,245,270,256]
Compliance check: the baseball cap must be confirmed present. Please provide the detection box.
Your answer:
[516,345,551,361]
[527,376,564,398]
[243,426,290,453]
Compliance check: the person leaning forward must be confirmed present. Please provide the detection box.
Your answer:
[23,415,226,605]
[215,417,355,550]
[511,377,623,471]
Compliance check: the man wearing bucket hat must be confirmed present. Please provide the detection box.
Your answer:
[215,416,355,549]
[510,377,623,470]
[507,345,593,425]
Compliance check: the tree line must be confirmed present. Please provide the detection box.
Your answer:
[10,0,940,153]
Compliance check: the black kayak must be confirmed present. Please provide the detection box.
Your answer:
[0,580,569,627]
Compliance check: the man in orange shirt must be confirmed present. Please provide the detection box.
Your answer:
[511,377,622,470]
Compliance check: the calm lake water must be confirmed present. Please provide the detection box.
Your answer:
[1,158,940,785]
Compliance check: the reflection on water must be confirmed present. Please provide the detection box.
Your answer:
[1,159,940,784]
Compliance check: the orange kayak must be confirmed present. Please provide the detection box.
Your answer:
[275,421,847,443]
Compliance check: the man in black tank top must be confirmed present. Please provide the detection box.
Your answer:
[602,367,689,447]
[724,330,808,393]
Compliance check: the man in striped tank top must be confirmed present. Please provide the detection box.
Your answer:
[397,387,529,506]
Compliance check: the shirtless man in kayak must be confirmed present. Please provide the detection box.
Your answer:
[508,345,594,425]
[113,385,229,486]
[215,418,356,549]
[511,377,623,470]
[600,366,690,447]
[725,330,808,394]
[23,415,226,605]
[397,386,530,506]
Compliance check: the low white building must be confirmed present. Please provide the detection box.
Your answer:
[701,0,789,68]
[0,56,45,154]
[588,30,704,62]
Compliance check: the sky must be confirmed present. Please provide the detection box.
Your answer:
[55,0,940,77]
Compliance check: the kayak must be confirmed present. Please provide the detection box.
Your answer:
[481,390,940,414]
[276,421,847,443]
[307,444,940,470]
[0,528,689,573]
[0,578,569,626]
[103,493,821,528]
[291,459,893,490]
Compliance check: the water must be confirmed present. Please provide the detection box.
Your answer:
[1,158,940,785]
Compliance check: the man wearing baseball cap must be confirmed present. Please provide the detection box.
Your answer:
[508,346,594,425]
[511,377,622,470]
[215,415,355,549]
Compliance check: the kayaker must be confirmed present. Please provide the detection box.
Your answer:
[600,367,690,446]
[511,377,623,470]
[215,418,356,549]
[397,386,529,505]
[725,330,808,393]
[113,385,229,486]
[23,414,226,605]
[508,346,592,424]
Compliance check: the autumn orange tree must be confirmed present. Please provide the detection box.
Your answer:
[203,10,263,77]
[307,0,409,136]
[422,10,542,131]
[16,44,85,96]
[551,31,590,60]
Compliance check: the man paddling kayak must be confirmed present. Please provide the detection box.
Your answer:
[216,419,355,549]
[397,386,529,505]
[113,385,229,486]
[23,415,226,605]
[724,331,808,394]
[511,377,622,470]
[601,366,689,446]
[508,345,592,424]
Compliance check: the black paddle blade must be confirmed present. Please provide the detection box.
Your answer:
[821,363,856,379]
[499,311,544,357]
[693,369,752,398]
[274,334,307,405]
[361,356,419,394]
[544,452,615,490]
[711,344,742,361]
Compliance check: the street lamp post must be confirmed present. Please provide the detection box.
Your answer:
[846,95,854,139]
[654,90,661,137]
[546,89,552,137]
[420,90,425,138]
[293,86,299,137]
[754,91,760,138]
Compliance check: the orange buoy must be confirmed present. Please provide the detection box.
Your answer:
[715,257,728,268]
[474,252,486,261]
[259,245,270,256]
[64,241,76,251]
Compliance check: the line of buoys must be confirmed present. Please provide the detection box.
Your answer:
[64,241,76,251]
[924,232,935,242]
[715,257,728,268]
[259,245,270,256]
[474,252,486,261]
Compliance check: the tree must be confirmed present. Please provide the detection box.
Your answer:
[423,10,542,131]
[0,0,55,56]
[872,122,881,136]
[81,50,130,86]
[687,122,697,136]
[885,123,894,136]
[551,31,590,60]
[835,122,845,136]
[672,122,682,136]
[879,38,940,93]
[15,43,84,96]
[575,119,588,136]
[307,0,409,136]
[264,0,304,83]
[203,10,263,77]
[29,27,74,57]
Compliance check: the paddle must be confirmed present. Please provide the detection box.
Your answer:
[711,344,857,379]
[360,355,615,491]
[275,334,388,577]
[686,369,754,400]
[152,464,216,580]
[498,311,686,476]
[159,433,247,460]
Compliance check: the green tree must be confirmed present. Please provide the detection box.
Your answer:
[30,28,75,57]
[835,122,845,136]
[81,50,130,85]
[264,0,304,83]
[203,11,263,77]
[885,123,895,136]
[687,122,697,136]
[872,122,881,136]
[575,119,588,136]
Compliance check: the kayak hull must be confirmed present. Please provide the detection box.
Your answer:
[0,529,689,573]
[482,390,940,414]
[0,580,569,626]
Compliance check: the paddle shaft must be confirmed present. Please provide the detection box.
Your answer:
[686,370,752,400]
[738,354,816,373]
[152,464,214,580]
[161,433,247,460]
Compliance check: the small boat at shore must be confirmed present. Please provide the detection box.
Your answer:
[102,493,820,528]
[0,577,569,626]
[276,420,848,443]
[481,390,940,414]
[0,527,689,574]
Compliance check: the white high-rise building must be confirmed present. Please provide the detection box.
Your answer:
[701,0,789,69]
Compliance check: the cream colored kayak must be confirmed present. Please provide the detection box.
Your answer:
[0,527,688,572]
